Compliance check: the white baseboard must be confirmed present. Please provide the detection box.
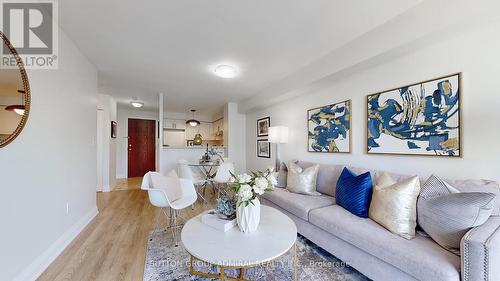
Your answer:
[13,206,99,281]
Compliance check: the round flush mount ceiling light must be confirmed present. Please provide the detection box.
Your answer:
[214,64,238,78]
[130,98,144,108]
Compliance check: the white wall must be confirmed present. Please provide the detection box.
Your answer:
[225,102,246,173]
[0,31,98,280]
[116,107,158,179]
[246,21,500,183]
[97,94,117,191]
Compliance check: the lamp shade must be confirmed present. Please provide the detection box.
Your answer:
[268,126,289,144]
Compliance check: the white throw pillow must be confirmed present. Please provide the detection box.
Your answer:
[151,171,182,202]
[369,172,421,239]
[286,161,321,196]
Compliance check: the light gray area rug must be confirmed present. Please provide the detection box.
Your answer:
[143,228,370,281]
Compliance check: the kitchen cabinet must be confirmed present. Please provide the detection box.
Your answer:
[164,119,186,130]
[165,117,224,142]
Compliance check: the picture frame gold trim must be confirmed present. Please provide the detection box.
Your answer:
[366,72,462,158]
[307,99,352,154]
[0,31,31,149]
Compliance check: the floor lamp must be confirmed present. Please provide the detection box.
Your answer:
[268,126,289,173]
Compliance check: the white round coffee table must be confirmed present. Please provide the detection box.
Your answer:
[181,205,297,281]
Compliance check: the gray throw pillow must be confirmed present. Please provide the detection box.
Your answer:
[417,175,496,255]
[277,162,288,188]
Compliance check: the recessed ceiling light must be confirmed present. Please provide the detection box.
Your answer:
[130,98,144,108]
[214,64,238,78]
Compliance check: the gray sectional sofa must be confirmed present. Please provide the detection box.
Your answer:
[261,161,500,281]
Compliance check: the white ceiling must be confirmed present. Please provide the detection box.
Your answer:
[59,0,422,116]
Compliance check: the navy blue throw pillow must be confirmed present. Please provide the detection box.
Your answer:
[336,168,373,218]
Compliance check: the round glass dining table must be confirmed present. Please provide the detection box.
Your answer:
[188,162,220,202]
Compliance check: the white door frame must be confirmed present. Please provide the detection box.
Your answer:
[96,109,104,192]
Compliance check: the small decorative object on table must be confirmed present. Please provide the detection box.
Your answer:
[229,169,276,233]
[208,146,224,164]
[199,144,225,164]
[215,195,237,220]
[200,196,237,232]
[201,210,237,232]
[200,144,212,163]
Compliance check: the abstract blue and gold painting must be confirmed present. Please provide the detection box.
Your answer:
[308,100,351,153]
[367,73,461,157]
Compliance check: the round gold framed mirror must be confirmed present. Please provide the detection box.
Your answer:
[0,31,31,148]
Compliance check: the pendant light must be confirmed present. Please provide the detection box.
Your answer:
[186,109,200,127]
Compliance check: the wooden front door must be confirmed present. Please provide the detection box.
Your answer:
[128,119,156,178]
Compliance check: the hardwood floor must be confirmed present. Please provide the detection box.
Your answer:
[38,179,216,281]
[114,177,142,190]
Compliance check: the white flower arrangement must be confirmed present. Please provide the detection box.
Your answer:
[229,169,276,206]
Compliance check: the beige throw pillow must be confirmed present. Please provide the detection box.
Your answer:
[369,173,421,239]
[286,162,321,196]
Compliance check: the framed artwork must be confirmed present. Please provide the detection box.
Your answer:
[111,121,117,138]
[257,117,270,137]
[186,140,194,147]
[308,100,351,153]
[367,73,461,157]
[257,139,271,158]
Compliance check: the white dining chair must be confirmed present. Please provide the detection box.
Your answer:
[141,171,197,246]
[177,160,208,203]
[213,162,235,199]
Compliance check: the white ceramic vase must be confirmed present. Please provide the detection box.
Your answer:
[237,198,261,233]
